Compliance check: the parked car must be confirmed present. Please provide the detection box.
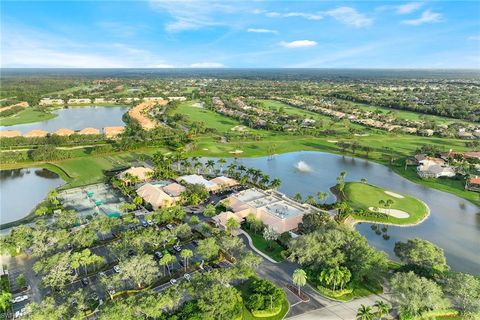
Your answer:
[173,245,182,252]
[141,221,148,228]
[90,293,99,301]
[154,251,163,260]
[128,249,136,256]
[192,240,200,246]
[99,271,106,277]
[166,224,174,230]
[147,220,154,226]
[113,265,120,273]
[11,295,28,303]
[81,278,90,286]
[169,279,177,285]
[184,273,191,281]
[167,248,175,255]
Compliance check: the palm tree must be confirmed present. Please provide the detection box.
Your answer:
[378,200,385,210]
[217,158,227,173]
[360,178,368,184]
[385,199,394,214]
[260,174,270,188]
[306,195,316,205]
[292,269,307,296]
[317,191,328,204]
[373,300,390,319]
[206,160,215,174]
[180,249,193,272]
[270,178,281,190]
[293,192,303,203]
[356,305,374,320]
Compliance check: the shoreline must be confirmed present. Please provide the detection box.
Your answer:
[330,184,432,228]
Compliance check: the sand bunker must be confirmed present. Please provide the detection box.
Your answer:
[384,191,404,198]
[369,207,409,218]
[327,140,338,143]
[229,149,244,154]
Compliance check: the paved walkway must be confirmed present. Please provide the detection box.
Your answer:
[238,230,278,263]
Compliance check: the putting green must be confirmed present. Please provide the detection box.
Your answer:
[343,182,429,225]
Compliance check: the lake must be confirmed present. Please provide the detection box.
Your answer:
[0,168,65,225]
[219,151,480,274]
[0,105,129,133]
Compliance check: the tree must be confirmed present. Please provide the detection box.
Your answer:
[292,268,307,296]
[298,212,330,234]
[356,304,374,320]
[35,206,49,217]
[390,271,449,317]
[119,254,158,288]
[196,284,243,319]
[203,204,217,217]
[270,178,281,190]
[288,224,388,283]
[444,272,480,316]
[180,249,193,272]
[293,192,303,203]
[319,266,351,291]
[317,191,328,204]
[42,253,76,291]
[306,195,316,205]
[159,254,176,276]
[71,227,97,248]
[262,226,279,250]
[24,297,69,320]
[0,290,12,311]
[394,238,448,272]
[373,300,390,320]
[225,217,240,234]
[54,209,77,229]
[197,238,220,261]
[189,215,200,225]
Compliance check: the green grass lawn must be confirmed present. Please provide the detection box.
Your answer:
[344,182,429,225]
[175,101,253,133]
[243,227,285,262]
[309,277,383,302]
[0,108,57,126]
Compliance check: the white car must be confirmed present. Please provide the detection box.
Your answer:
[147,220,154,226]
[169,278,177,285]
[183,273,191,281]
[166,224,174,230]
[113,265,120,273]
[12,295,28,303]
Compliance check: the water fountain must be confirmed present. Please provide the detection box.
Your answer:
[294,160,313,172]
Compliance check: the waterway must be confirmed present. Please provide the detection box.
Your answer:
[0,105,128,133]
[221,151,480,274]
[0,168,65,225]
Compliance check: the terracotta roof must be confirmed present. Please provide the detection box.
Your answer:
[78,127,100,135]
[24,130,48,137]
[210,176,239,187]
[54,128,74,136]
[0,130,22,138]
[104,126,125,138]
[119,167,154,182]
[468,176,480,184]
[163,182,186,197]
[464,152,480,159]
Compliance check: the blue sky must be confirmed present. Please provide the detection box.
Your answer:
[1,1,479,68]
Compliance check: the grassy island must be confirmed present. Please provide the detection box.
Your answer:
[342,182,430,226]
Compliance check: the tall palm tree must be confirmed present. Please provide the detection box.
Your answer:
[270,178,281,190]
[180,249,193,272]
[206,160,215,174]
[374,300,390,320]
[292,269,307,296]
[293,192,303,203]
[217,158,227,173]
[317,191,328,204]
[306,195,316,205]
[356,305,374,320]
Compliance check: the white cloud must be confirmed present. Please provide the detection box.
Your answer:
[189,62,224,68]
[149,63,175,68]
[283,12,323,20]
[467,35,480,41]
[247,28,277,34]
[1,24,172,68]
[325,7,372,28]
[149,0,236,32]
[264,11,322,20]
[280,40,317,48]
[403,10,442,25]
[395,2,423,15]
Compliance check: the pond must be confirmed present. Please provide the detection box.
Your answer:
[0,105,129,134]
[219,151,480,274]
[0,168,65,225]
